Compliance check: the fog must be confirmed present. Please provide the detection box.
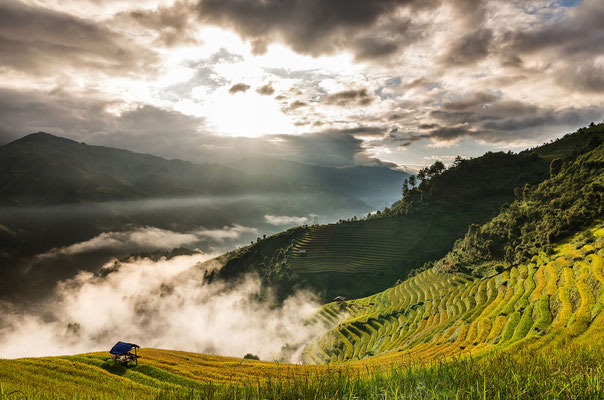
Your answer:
[0,253,325,361]
[37,225,259,259]
[264,214,309,226]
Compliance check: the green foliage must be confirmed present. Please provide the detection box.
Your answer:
[391,152,548,216]
[435,140,604,274]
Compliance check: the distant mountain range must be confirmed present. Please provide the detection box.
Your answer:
[0,132,407,208]
[0,132,408,301]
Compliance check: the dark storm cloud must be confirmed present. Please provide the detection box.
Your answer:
[195,0,427,58]
[441,28,493,66]
[442,92,498,111]
[228,83,251,94]
[0,88,114,145]
[503,0,604,58]
[324,89,375,107]
[272,130,366,167]
[256,83,275,96]
[0,87,205,156]
[121,2,199,47]
[352,37,400,60]
[411,96,604,145]
[0,0,158,76]
[449,0,487,26]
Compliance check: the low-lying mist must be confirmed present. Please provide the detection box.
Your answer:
[0,253,325,361]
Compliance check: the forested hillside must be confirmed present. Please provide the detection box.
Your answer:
[302,138,604,364]
[207,124,604,301]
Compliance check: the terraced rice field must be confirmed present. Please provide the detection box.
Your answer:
[3,224,603,399]
[289,218,416,274]
[0,349,325,399]
[302,223,604,365]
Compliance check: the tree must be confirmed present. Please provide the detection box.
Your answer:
[428,161,446,177]
[417,168,427,180]
[408,175,416,187]
[402,178,409,198]
[452,156,463,168]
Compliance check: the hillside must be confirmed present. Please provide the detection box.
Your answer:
[207,125,604,301]
[299,136,604,364]
[0,132,374,206]
[0,132,406,302]
[2,127,604,399]
[302,222,604,364]
[233,157,409,209]
[2,225,603,399]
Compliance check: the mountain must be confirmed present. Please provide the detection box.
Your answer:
[0,132,409,302]
[303,139,604,364]
[232,157,409,209]
[0,132,340,205]
[203,124,604,302]
[1,128,603,398]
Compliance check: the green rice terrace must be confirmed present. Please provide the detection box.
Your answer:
[1,126,604,399]
[2,224,604,399]
[302,223,604,366]
[214,209,500,301]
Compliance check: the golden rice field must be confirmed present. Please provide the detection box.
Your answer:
[302,222,604,366]
[1,223,603,399]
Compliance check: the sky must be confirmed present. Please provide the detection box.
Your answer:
[0,0,602,170]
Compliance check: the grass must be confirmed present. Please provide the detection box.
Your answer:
[4,341,604,399]
[2,224,604,398]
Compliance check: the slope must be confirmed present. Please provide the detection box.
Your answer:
[2,225,604,399]
[233,157,409,209]
[210,125,604,302]
[302,139,604,364]
[303,222,604,364]
[2,133,604,399]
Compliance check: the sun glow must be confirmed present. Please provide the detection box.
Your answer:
[204,88,296,137]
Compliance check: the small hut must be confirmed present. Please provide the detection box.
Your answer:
[109,341,140,366]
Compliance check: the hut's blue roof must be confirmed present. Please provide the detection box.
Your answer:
[109,341,139,355]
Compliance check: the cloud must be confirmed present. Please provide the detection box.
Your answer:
[0,0,158,77]
[256,83,275,96]
[228,83,251,94]
[554,59,604,94]
[265,215,308,226]
[38,225,259,259]
[119,2,199,47]
[0,89,205,147]
[0,254,324,360]
[410,99,604,145]
[196,0,426,58]
[194,225,258,242]
[502,0,604,59]
[441,28,493,66]
[324,88,375,107]
[0,87,387,168]
[39,228,199,258]
[283,100,308,113]
[442,92,498,112]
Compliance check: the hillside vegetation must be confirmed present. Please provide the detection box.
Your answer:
[2,225,604,398]
[2,124,604,398]
[0,132,407,303]
[302,222,604,364]
[209,124,604,301]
